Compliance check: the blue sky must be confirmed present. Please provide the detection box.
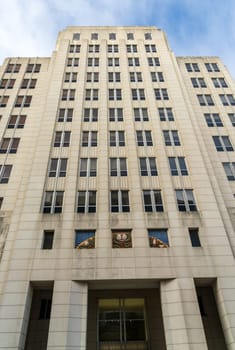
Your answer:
[0,0,235,77]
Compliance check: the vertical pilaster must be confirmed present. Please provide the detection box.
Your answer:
[47,280,88,350]
[214,277,235,350]
[0,281,32,350]
[160,278,207,350]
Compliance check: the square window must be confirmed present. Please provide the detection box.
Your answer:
[148,229,169,247]
[112,230,132,248]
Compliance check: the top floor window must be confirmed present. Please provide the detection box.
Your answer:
[205,63,220,72]
[145,32,152,40]
[26,64,41,73]
[91,33,98,40]
[5,63,21,73]
[109,33,116,40]
[73,33,80,40]
[127,33,134,40]
[185,63,200,72]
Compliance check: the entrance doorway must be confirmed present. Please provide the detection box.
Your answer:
[98,298,148,350]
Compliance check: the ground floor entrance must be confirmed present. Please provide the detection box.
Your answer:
[98,298,147,350]
[87,288,166,350]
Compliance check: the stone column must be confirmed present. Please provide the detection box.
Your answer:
[0,280,32,350]
[160,278,208,350]
[47,280,88,350]
[214,277,235,350]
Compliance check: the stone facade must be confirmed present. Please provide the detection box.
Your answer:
[0,26,234,349]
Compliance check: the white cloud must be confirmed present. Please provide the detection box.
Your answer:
[0,0,234,77]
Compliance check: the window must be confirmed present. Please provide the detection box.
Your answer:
[130,72,142,82]
[163,130,180,146]
[0,165,12,183]
[189,228,201,247]
[109,33,116,40]
[54,131,71,147]
[21,79,37,88]
[26,63,41,73]
[91,33,98,40]
[58,108,73,122]
[81,131,97,147]
[175,189,197,211]
[111,190,130,212]
[219,94,235,106]
[69,44,80,53]
[151,72,164,82]
[73,32,80,40]
[0,96,9,107]
[168,157,188,176]
[108,44,118,53]
[108,72,121,83]
[88,44,99,53]
[134,108,148,121]
[0,138,20,153]
[0,79,15,89]
[109,108,123,122]
[110,158,127,176]
[222,162,235,180]
[132,89,145,100]
[0,198,3,209]
[109,131,125,146]
[212,136,233,151]
[42,231,54,249]
[145,32,152,40]
[39,299,52,319]
[191,77,206,88]
[48,158,67,177]
[148,57,160,66]
[127,33,134,40]
[128,57,140,66]
[228,113,235,126]
[5,63,21,73]
[136,130,153,146]
[205,63,220,72]
[7,115,26,128]
[154,88,169,100]
[204,113,223,127]
[185,63,200,72]
[197,94,214,106]
[109,89,122,100]
[42,191,64,213]
[148,229,169,248]
[15,95,32,107]
[67,58,79,67]
[62,89,75,101]
[83,108,98,122]
[112,230,132,248]
[139,157,157,176]
[158,108,174,121]
[126,44,137,53]
[108,57,119,67]
[64,72,77,83]
[79,158,97,177]
[145,44,156,53]
[77,191,96,213]
[85,89,98,100]
[75,230,95,249]
[88,57,99,67]
[212,77,227,88]
[143,190,163,212]
[86,72,99,82]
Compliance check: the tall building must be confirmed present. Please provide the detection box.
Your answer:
[0,26,235,350]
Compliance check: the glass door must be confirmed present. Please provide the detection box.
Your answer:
[98,298,148,350]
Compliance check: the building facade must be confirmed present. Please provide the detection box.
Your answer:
[0,26,235,350]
